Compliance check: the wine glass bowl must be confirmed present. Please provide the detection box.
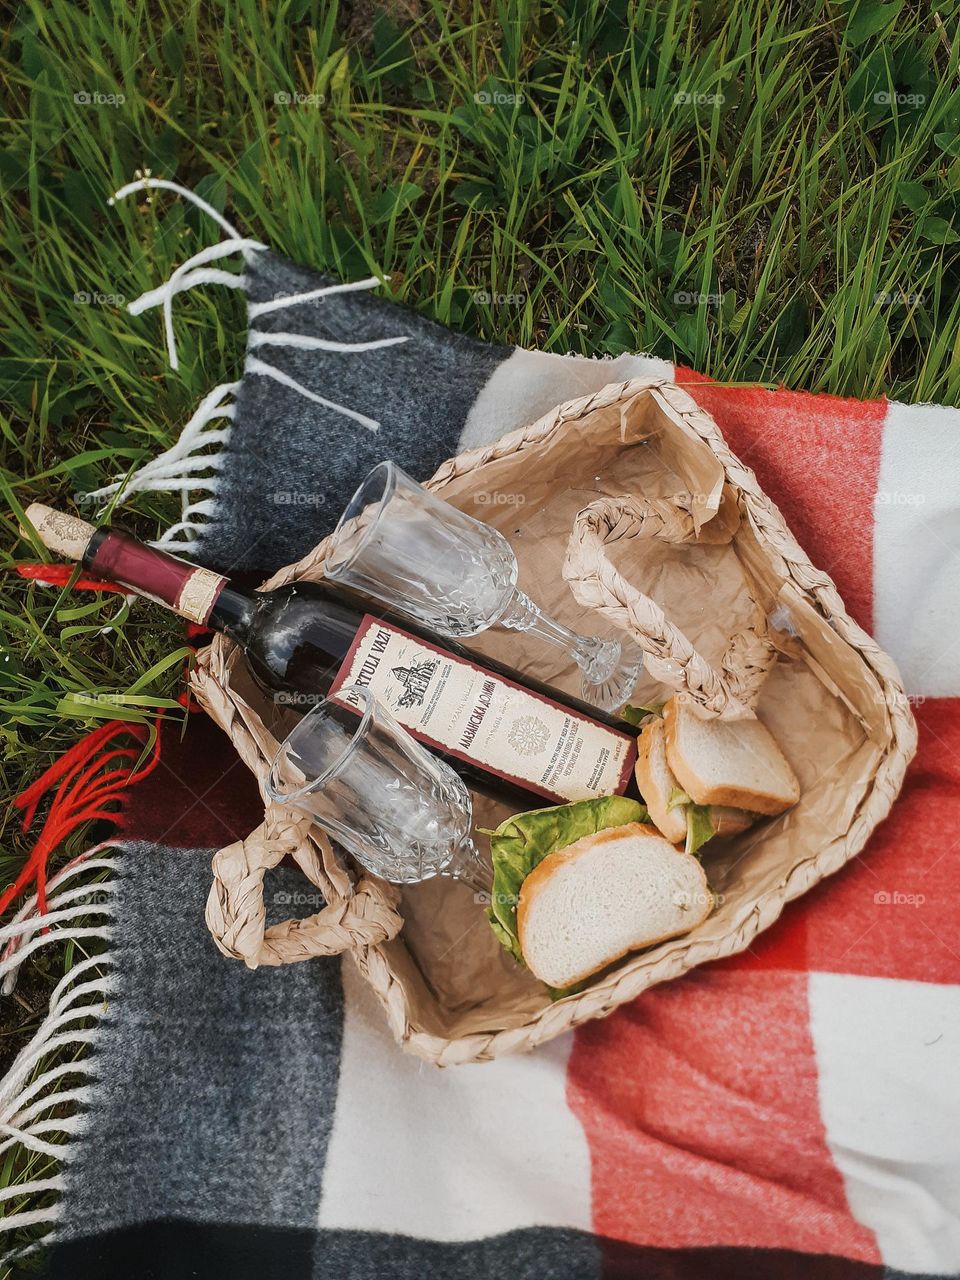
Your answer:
[325,461,643,711]
[264,685,491,892]
[325,460,517,637]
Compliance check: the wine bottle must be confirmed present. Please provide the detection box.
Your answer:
[24,504,640,808]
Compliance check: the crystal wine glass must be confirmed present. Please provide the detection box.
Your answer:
[323,460,643,712]
[264,685,491,895]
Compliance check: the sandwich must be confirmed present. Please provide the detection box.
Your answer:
[634,715,753,850]
[516,822,713,988]
[482,703,799,993]
[484,796,713,992]
[632,697,799,853]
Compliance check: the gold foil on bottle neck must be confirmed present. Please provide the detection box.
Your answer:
[175,567,226,625]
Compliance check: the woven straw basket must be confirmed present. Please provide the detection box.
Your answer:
[193,377,916,1065]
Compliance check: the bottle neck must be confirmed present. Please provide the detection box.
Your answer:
[207,583,257,641]
[83,528,254,632]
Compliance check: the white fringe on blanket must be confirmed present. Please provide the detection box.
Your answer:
[84,379,239,552]
[0,847,121,1256]
[3,177,410,1261]
[81,175,407,552]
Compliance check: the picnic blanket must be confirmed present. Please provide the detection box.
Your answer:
[3,179,958,1279]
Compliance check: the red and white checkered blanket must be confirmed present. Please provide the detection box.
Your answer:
[304,368,958,1276]
[7,236,957,1277]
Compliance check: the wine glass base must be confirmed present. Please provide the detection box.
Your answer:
[578,639,645,713]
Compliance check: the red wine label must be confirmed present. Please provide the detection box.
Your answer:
[327,616,637,804]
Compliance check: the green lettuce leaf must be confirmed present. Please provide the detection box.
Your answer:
[684,803,716,856]
[621,702,664,726]
[484,795,649,969]
[484,908,518,958]
[666,785,715,854]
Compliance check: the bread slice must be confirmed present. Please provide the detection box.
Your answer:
[663,697,800,817]
[710,806,755,837]
[634,719,688,842]
[635,718,756,845]
[516,822,713,987]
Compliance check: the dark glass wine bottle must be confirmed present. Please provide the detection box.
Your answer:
[25,504,640,809]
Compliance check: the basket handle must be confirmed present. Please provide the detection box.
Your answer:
[205,804,403,968]
[563,494,777,717]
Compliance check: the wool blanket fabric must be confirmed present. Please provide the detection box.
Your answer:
[3,179,959,1279]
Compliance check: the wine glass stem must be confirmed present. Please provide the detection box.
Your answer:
[447,837,492,896]
[497,589,620,684]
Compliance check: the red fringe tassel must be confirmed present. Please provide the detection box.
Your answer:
[5,560,208,921]
[1,717,163,921]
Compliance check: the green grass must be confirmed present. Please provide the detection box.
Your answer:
[2,0,960,1264]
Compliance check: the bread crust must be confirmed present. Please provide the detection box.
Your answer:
[663,698,800,817]
[711,807,755,837]
[635,719,757,843]
[634,721,687,843]
[516,822,713,987]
